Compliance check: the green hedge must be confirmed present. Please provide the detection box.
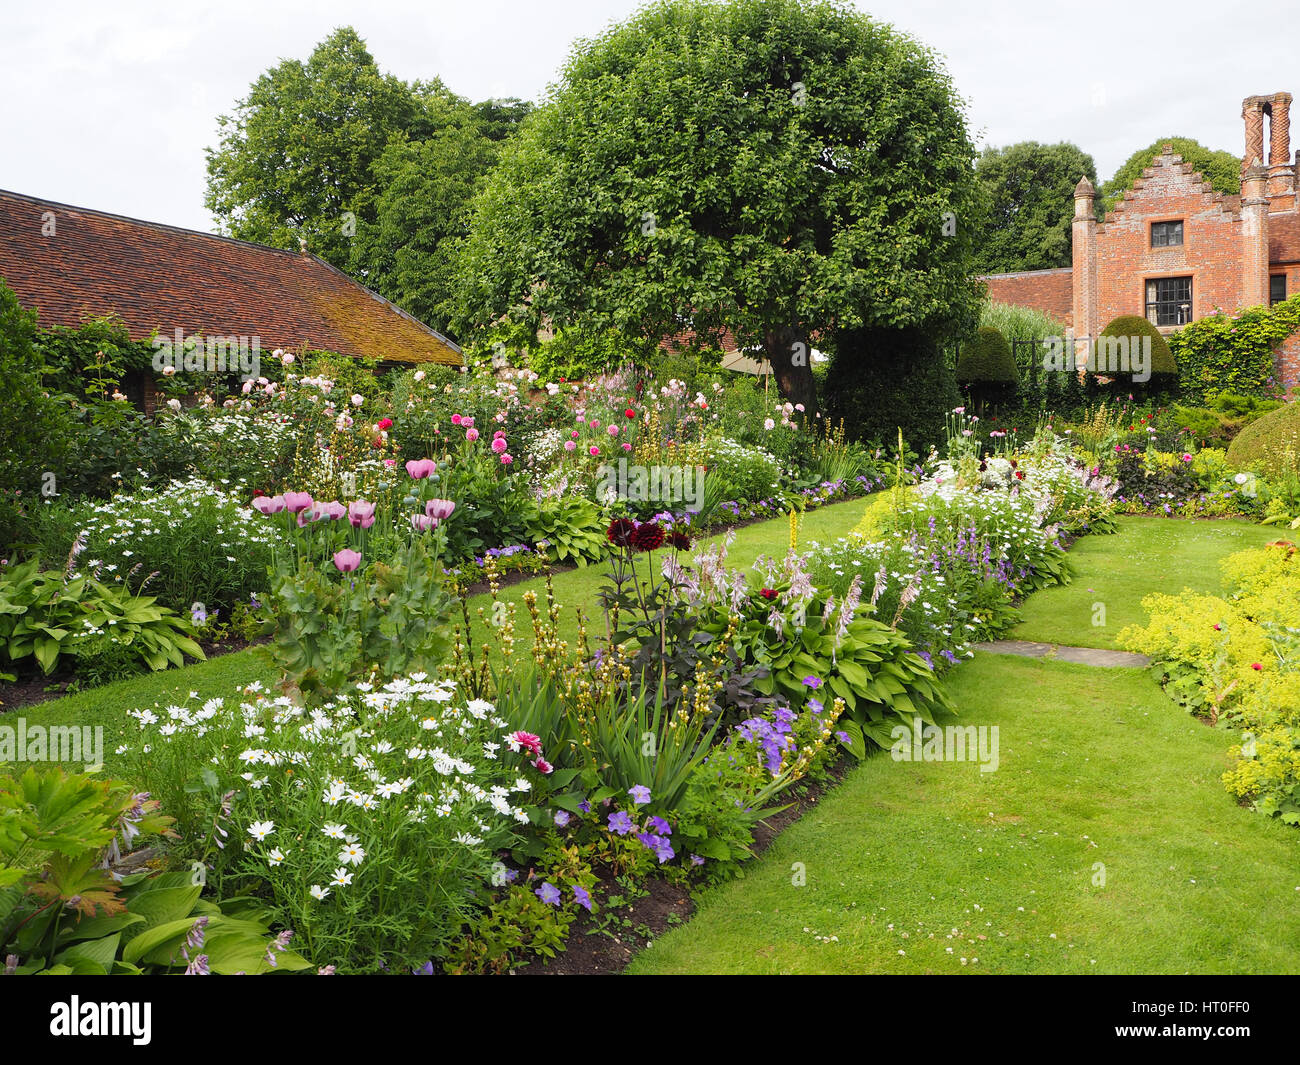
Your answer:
[1169,294,1300,403]
[1226,400,1300,477]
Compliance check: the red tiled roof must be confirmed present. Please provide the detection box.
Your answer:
[0,189,461,365]
[1270,210,1300,264]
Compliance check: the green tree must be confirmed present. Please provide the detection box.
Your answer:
[204,27,430,269]
[1101,137,1241,217]
[450,0,985,413]
[974,142,1097,273]
[0,280,69,543]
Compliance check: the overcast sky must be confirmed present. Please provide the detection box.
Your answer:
[2,0,1296,233]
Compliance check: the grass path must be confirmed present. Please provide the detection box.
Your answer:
[8,497,873,775]
[1012,516,1278,650]
[627,516,1300,975]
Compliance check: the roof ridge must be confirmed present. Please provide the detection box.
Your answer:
[0,187,313,262]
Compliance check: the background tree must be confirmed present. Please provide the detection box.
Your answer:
[450,0,985,414]
[204,27,424,269]
[973,142,1097,273]
[204,28,525,332]
[1101,137,1241,217]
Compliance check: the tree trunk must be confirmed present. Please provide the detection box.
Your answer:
[763,326,818,418]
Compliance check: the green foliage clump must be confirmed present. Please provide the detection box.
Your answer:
[956,326,1017,410]
[979,300,1065,344]
[824,326,962,452]
[1226,400,1300,478]
[1096,314,1177,400]
[1101,137,1242,217]
[0,767,308,975]
[0,558,204,681]
[1169,294,1300,403]
[956,326,1017,383]
[974,141,1098,272]
[1165,393,1282,449]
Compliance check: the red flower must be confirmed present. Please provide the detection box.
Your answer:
[625,408,636,419]
[759,588,778,600]
[607,518,637,548]
[377,417,393,430]
[632,522,665,552]
[668,530,692,550]
[252,489,265,498]
[1015,471,1025,480]
[1251,663,1262,671]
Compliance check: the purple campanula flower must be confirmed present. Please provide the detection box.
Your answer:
[647,815,672,836]
[628,785,651,805]
[535,882,562,906]
[554,810,571,828]
[608,811,634,835]
[572,885,592,912]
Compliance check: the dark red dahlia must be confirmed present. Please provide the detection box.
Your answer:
[759,588,778,601]
[667,530,692,550]
[631,522,665,552]
[607,518,637,548]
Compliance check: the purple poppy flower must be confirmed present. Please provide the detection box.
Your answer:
[535,882,562,906]
[607,811,634,836]
[628,785,651,805]
[647,815,672,836]
[572,885,592,912]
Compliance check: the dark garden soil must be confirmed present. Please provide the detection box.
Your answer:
[0,633,267,714]
[514,758,854,975]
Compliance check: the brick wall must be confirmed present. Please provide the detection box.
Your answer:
[980,268,1073,327]
[1092,153,1247,332]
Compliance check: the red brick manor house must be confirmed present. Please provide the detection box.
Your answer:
[983,92,1300,390]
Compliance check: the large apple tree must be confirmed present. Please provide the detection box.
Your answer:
[450,0,985,413]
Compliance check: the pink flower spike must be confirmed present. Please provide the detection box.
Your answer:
[332,549,362,573]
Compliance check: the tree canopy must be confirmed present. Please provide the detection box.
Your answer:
[450,0,985,412]
[973,141,1097,273]
[1101,137,1241,217]
[204,27,531,341]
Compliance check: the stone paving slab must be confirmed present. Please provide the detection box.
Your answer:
[972,640,1151,669]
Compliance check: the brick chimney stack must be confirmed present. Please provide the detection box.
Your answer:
[1267,92,1295,200]
[1243,97,1266,174]
[1071,176,1098,342]
[1240,161,1271,308]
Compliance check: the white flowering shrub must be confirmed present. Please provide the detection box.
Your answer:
[124,675,547,972]
[704,436,782,501]
[72,477,278,614]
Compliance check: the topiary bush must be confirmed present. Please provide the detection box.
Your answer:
[1168,294,1300,403]
[1093,315,1177,401]
[956,326,1018,410]
[824,326,961,453]
[1226,400,1300,478]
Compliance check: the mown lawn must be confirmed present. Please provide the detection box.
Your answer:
[1012,516,1280,650]
[8,497,873,775]
[627,654,1300,975]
